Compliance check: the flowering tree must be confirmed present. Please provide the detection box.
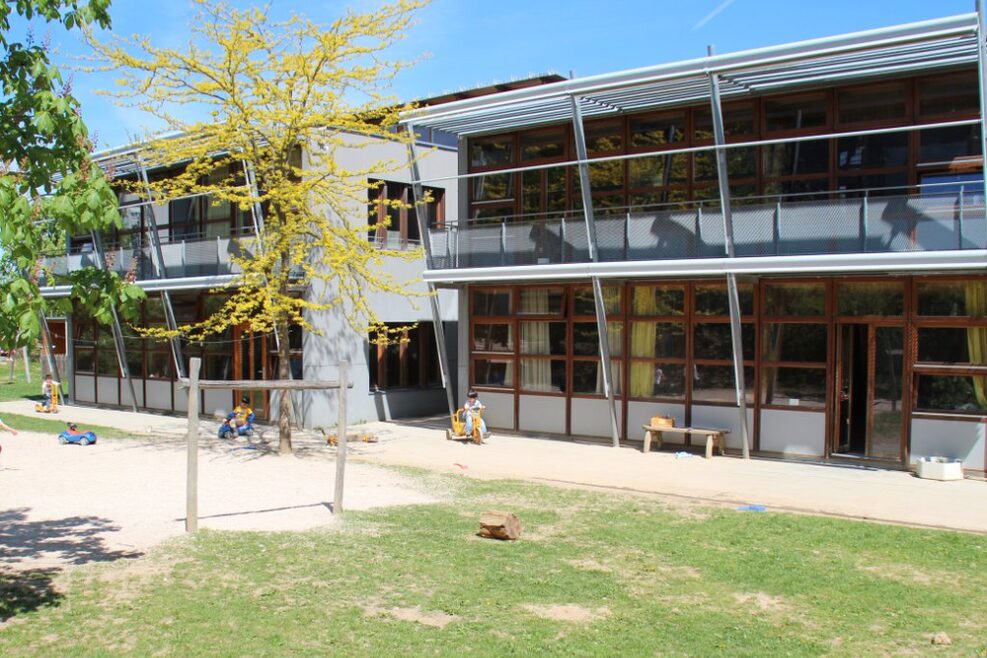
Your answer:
[90,0,430,453]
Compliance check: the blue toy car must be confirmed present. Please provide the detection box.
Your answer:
[58,423,97,446]
[218,412,256,440]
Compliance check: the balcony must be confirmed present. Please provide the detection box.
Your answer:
[429,189,987,271]
[43,234,249,284]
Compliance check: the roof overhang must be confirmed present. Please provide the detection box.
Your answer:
[401,13,980,137]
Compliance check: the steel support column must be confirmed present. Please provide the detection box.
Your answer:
[708,48,752,459]
[571,95,620,448]
[90,231,139,412]
[37,312,61,389]
[976,0,987,210]
[136,154,186,379]
[405,122,457,416]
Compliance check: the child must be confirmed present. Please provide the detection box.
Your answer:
[231,395,254,433]
[0,414,18,456]
[41,374,60,410]
[462,390,487,437]
[0,416,18,436]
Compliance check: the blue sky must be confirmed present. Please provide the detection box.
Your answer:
[24,0,982,149]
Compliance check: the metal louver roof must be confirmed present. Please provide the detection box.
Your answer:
[401,13,981,136]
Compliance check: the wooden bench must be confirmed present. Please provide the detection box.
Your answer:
[642,425,728,459]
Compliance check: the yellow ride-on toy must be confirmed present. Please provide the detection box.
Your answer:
[35,382,60,414]
[447,408,484,445]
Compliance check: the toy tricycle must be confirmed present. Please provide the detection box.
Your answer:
[446,408,484,445]
[218,412,256,440]
[35,382,60,414]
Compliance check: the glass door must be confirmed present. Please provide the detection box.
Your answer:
[233,325,269,419]
[833,324,904,462]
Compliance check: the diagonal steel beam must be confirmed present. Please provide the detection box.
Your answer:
[708,46,752,459]
[405,122,457,416]
[571,95,620,448]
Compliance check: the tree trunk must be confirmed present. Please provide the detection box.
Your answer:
[276,319,292,454]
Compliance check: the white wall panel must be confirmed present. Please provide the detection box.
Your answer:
[519,395,566,434]
[911,418,985,471]
[480,391,514,430]
[570,398,623,438]
[96,377,119,406]
[759,409,825,456]
[691,405,754,451]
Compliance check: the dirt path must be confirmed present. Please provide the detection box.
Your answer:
[0,430,434,571]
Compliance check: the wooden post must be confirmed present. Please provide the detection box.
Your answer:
[186,357,201,533]
[333,361,348,514]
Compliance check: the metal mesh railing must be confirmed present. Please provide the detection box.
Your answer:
[429,190,987,269]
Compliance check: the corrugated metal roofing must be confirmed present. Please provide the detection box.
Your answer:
[401,13,980,136]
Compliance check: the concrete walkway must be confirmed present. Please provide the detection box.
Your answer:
[2,400,985,534]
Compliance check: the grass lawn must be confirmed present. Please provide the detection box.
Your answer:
[0,356,44,404]
[0,356,131,439]
[1,474,985,657]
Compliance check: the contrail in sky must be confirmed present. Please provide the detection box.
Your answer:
[693,0,738,31]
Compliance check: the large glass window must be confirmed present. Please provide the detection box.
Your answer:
[521,322,566,355]
[917,280,987,317]
[763,140,830,177]
[919,125,982,163]
[693,365,754,403]
[762,323,827,363]
[520,129,565,161]
[918,328,987,364]
[470,137,513,169]
[368,323,436,390]
[916,375,987,413]
[764,95,828,132]
[837,134,908,170]
[917,72,979,117]
[521,358,566,393]
[632,285,685,316]
[694,323,755,361]
[763,282,825,317]
[631,322,685,359]
[695,284,753,316]
[630,112,685,150]
[473,290,512,316]
[762,367,826,408]
[473,358,514,387]
[473,323,513,352]
[518,288,564,315]
[837,85,907,125]
[837,281,904,316]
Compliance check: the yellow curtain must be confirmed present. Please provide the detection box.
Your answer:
[965,281,987,406]
[630,287,659,397]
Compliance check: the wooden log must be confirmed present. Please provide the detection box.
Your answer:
[478,511,521,540]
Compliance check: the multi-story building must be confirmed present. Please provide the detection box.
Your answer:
[402,11,987,474]
[40,120,461,429]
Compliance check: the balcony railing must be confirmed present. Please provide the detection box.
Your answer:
[43,235,248,283]
[429,189,987,270]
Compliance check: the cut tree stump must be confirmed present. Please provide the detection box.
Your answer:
[478,511,521,540]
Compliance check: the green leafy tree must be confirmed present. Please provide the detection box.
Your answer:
[0,0,144,355]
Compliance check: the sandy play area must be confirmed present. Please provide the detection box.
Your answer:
[0,429,435,571]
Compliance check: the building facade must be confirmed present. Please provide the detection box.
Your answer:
[402,12,987,474]
[43,130,460,429]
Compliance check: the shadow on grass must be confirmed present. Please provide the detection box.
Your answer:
[0,508,143,623]
[0,567,61,623]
